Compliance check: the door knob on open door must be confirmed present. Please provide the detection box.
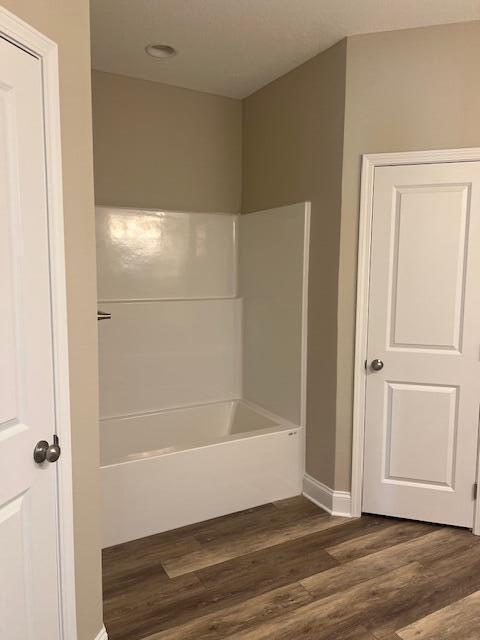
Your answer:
[370,359,384,371]
[33,435,61,464]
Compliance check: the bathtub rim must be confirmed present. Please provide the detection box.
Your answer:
[100,398,301,468]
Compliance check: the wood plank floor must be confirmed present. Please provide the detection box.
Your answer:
[103,496,480,640]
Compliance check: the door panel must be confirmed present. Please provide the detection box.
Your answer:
[0,37,61,639]
[0,495,29,639]
[0,82,20,427]
[385,383,458,487]
[363,162,480,527]
[390,185,469,351]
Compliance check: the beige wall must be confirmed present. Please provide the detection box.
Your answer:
[242,41,347,487]
[335,20,480,490]
[92,70,242,213]
[1,2,102,639]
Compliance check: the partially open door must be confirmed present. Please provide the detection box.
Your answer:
[0,35,64,639]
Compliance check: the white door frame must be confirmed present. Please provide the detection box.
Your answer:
[0,7,77,638]
[351,147,480,535]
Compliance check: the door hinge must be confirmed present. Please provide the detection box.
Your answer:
[474,483,478,501]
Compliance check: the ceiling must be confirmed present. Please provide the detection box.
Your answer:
[90,0,480,99]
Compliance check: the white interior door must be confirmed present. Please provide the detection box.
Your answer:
[0,36,62,639]
[363,161,480,528]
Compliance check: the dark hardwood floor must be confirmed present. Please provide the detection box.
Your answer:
[103,496,480,640]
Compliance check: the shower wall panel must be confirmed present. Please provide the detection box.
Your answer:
[239,203,310,426]
[96,208,241,419]
[96,207,237,301]
[98,299,241,418]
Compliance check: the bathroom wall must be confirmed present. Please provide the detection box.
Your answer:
[240,203,309,426]
[242,41,346,486]
[242,20,480,494]
[335,20,480,491]
[96,207,241,419]
[91,70,242,213]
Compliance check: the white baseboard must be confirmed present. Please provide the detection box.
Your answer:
[303,473,353,517]
[94,626,108,640]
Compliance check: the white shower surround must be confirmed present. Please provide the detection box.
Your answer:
[98,298,242,417]
[96,207,241,417]
[97,205,309,547]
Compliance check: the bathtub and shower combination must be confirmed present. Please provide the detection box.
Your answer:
[97,204,310,547]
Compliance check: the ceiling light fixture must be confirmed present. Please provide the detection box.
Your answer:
[145,43,177,59]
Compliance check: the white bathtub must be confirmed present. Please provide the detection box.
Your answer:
[100,401,303,547]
